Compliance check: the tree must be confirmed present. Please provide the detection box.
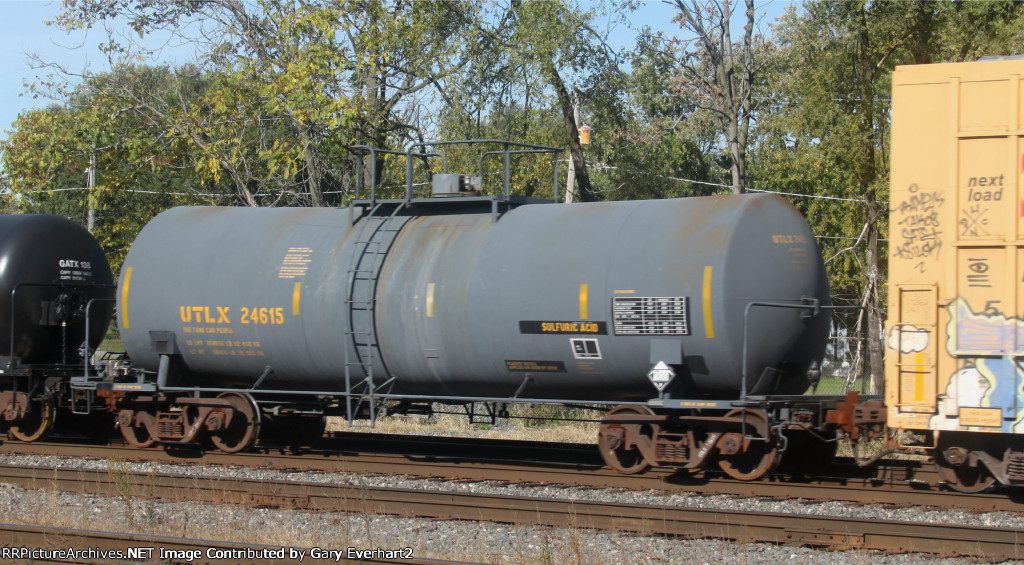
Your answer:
[751,0,1024,392]
[589,28,725,200]
[436,1,629,202]
[50,0,484,206]
[1,65,233,269]
[669,0,766,194]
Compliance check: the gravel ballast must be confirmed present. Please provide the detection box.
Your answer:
[0,453,1019,564]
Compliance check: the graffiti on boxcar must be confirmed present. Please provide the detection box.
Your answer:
[960,204,992,238]
[952,298,1023,352]
[891,184,945,262]
[887,324,929,354]
[930,299,1024,432]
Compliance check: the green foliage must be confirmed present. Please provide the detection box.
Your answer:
[1,65,233,271]
[436,1,642,201]
[11,0,1024,301]
[752,1,1024,303]
[47,0,487,209]
[749,0,1024,387]
[584,29,726,200]
[5,0,495,268]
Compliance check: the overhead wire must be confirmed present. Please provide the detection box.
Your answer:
[25,167,890,245]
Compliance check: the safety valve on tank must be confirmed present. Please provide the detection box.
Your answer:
[432,174,482,197]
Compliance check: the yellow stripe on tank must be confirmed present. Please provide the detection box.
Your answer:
[121,267,133,329]
[292,282,302,316]
[703,266,715,339]
[579,284,589,320]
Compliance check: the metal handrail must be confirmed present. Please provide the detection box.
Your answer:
[349,145,444,203]
[403,140,562,201]
[477,149,563,201]
[81,297,116,381]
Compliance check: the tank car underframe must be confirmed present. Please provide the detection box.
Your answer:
[101,387,326,453]
[85,347,861,464]
[0,280,116,443]
[6,283,114,368]
[0,369,103,442]
[599,395,851,480]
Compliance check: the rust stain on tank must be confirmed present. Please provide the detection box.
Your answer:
[671,195,742,243]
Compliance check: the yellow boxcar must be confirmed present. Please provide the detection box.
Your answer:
[887,57,1024,491]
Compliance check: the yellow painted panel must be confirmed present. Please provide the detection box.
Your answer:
[889,58,1024,430]
[889,81,950,284]
[579,283,589,320]
[292,282,302,316]
[892,286,938,412]
[959,79,1010,132]
[891,82,951,195]
[913,352,927,402]
[1018,137,1024,241]
[899,366,935,412]
[958,138,1010,241]
[956,247,1009,354]
[1018,76,1024,131]
[898,287,937,325]
[1018,248,1024,352]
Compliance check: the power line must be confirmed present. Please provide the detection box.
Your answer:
[589,163,736,190]
[27,178,892,237]
[817,235,888,242]
[29,186,234,198]
[590,163,890,205]
[747,187,889,205]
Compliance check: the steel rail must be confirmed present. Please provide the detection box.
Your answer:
[0,437,1019,513]
[0,463,1022,560]
[0,523,470,565]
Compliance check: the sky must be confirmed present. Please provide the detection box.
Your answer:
[0,0,795,146]
[0,0,196,142]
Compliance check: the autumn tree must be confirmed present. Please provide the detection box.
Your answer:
[751,0,1024,391]
[585,28,725,201]
[669,0,767,194]
[435,1,629,202]
[48,0,484,206]
[1,65,232,269]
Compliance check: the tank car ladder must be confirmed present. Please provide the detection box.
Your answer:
[343,202,407,426]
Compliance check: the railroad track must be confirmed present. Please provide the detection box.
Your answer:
[0,523,477,564]
[0,434,1019,513]
[0,463,1021,561]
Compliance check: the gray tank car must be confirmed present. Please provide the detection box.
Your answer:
[119,194,828,400]
[105,141,845,477]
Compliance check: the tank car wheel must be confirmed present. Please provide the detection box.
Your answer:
[9,398,55,442]
[118,420,156,448]
[599,405,655,475]
[935,447,996,493]
[717,409,778,481]
[209,393,261,453]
